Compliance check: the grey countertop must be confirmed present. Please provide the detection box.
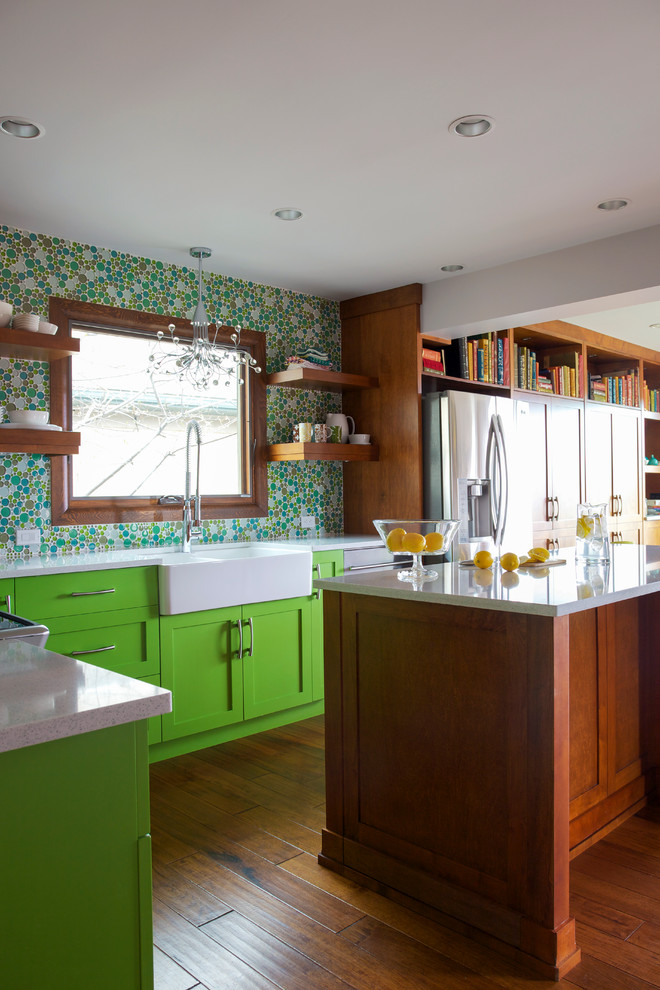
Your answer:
[0,639,171,754]
[0,534,383,579]
[314,544,660,616]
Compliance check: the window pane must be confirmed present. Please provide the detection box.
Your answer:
[71,328,245,499]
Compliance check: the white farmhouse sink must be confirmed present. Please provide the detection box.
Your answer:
[157,544,312,615]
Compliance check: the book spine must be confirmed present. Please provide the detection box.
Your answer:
[459,337,469,378]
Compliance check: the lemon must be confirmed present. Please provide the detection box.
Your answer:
[576,515,594,539]
[386,527,406,552]
[424,531,445,553]
[500,552,520,571]
[528,546,550,562]
[401,531,426,553]
[473,550,493,569]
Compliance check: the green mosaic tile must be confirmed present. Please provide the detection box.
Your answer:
[0,225,344,558]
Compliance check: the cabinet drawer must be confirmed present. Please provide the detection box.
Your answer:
[16,567,158,619]
[46,607,160,678]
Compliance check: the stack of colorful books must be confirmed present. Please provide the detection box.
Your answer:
[589,369,639,405]
[514,345,583,397]
[421,347,446,376]
[643,382,660,412]
[445,331,509,385]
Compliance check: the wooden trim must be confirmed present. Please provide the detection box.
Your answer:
[0,327,80,361]
[0,430,80,455]
[48,298,267,526]
[265,367,378,391]
[266,442,378,462]
[339,283,422,320]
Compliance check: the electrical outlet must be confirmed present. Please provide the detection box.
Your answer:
[15,527,41,547]
[300,514,316,529]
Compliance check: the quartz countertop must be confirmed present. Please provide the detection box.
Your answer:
[0,639,172,753]
[0,534,383,579]
[314,545,660,616]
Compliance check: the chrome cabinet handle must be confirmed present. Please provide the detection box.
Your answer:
[611,495,617,517]
[70,588,116,597]
[236,618,243,659]
[554,496,560,521]
[70,645,116,656]
[546,496,555,521]
[618,494,623,515]
[244,617,254,658]
[1,593,11,614]
[313,562,321,599]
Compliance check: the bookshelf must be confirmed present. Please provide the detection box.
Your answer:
[418,332,510,395]
[585,343,640,407]
[512,326,583,398]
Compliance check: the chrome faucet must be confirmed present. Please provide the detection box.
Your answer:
[182,420,203,552]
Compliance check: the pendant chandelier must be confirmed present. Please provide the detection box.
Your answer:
[149,247,261,390]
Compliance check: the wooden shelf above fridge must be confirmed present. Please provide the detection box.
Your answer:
[266,442,379,462]
[0,328,80,361]
[0,429,81,455]
[265,367,378,392]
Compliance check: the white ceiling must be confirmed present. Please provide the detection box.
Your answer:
[2,0,660,343]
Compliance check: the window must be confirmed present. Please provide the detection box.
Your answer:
[49,298,267,525]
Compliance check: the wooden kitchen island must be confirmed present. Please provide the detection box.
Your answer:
[315,547,660,980]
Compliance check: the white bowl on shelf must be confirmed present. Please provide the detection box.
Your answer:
[38,320,58,335]
[12,313,40,332]
[0,300,12,328]
[7,409,49,426]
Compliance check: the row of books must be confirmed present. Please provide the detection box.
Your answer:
[643,384,660,412]
[513,346,583,397]
[429,332,510,385]
[589,370,639,406]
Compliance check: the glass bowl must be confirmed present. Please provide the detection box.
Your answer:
[373,519,460,583]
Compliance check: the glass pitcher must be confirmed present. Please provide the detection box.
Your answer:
[576,502,610,562]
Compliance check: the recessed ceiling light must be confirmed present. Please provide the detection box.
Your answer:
[448,115,494,138]
[0,115,44,139]
[273,208,303,221]
[441,264,464,272]
[597,198,629,211]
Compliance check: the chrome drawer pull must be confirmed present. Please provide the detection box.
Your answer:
[70,645,116,656]
[346,561,398,571]
[70,588,116,597]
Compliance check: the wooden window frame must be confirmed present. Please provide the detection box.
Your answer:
[48,297,267,526]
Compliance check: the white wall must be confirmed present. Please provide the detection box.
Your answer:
[422,223,660,344]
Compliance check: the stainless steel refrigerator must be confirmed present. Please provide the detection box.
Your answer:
[422,390,532,561]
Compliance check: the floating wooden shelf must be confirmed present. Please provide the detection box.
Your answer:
[644,465,660,474]
[0,430,81,455]
[265,367,378,392]
[0,328,80,361]
[266,442,378,462]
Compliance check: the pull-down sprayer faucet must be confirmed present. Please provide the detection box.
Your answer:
[182,420,203,552]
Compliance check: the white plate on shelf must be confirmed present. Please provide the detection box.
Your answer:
[0,423,63,431]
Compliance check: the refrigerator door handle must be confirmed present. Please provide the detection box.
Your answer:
[486,416,498,540]
[494,414,509,547]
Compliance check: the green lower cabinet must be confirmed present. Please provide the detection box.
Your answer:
[310,550,344,701]
[45,606,160,679]
[160,596,312,742]
[0,576,14,614]
[242,596,313,719]
[160,606,243,740]
[0,721,153,989]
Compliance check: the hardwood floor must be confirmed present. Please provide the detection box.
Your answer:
[150,716,660,990]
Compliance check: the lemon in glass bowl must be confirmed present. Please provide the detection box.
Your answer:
[373,519,460,583]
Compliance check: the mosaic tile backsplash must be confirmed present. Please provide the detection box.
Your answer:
[0,226,344,557]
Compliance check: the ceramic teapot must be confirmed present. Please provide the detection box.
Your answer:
[325,413,355,443]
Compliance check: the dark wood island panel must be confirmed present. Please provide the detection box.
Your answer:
[319,590,658,980]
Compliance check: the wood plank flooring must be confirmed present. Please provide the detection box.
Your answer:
[150,716,660,989]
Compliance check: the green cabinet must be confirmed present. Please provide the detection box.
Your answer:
[14,568,160,679]
[0,721,153,989]
[310,550,344,700]
[160,606,243,740]
[0,576,14,613]
[160,596,312,742]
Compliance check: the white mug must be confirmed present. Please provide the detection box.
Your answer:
[348,433,370,445]
[325,413,355,444]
